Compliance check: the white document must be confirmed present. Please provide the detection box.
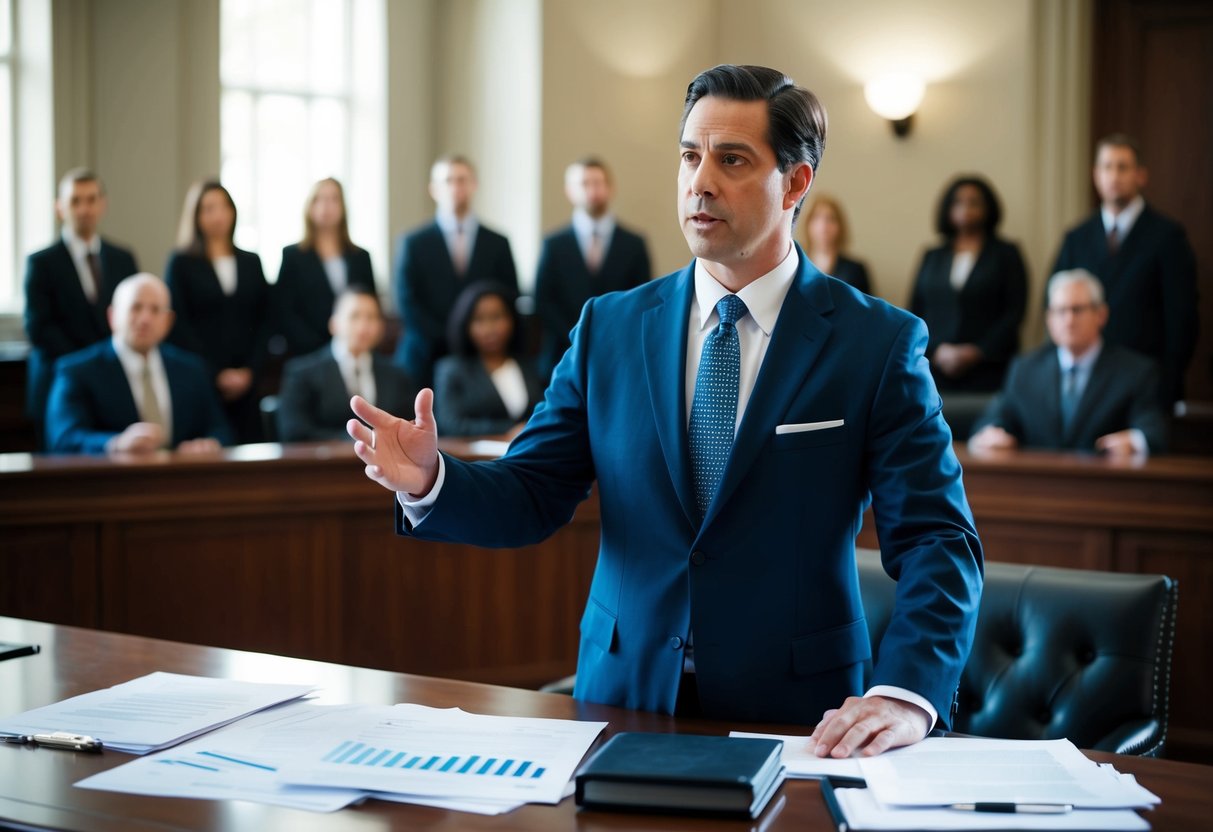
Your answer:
[858,737,1161,809]
[75,702,366,812]
[274,703,606,805]
[834,787,1151,831]
[0,672,315,754]
[729,731,863,780]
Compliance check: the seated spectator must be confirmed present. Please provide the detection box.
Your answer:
[45,274,232,455]
[277,287,416,442]
[276,177,376,357]
[434,282,543,438]
[910,175,1027,393]
[969,269,1166,456]
[800,194,872,294]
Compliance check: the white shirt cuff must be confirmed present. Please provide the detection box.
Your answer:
[1128,428,1149,455]
[395,454,447,526]
[864,685,938,734]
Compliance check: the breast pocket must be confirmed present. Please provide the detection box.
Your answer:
[772,423,849,450]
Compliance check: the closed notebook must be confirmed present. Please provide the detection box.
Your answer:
[575,732,785,819]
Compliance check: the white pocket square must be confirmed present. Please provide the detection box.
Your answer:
[775,419,845,435]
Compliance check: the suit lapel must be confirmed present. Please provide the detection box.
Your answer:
[642,264,698,530]
[101,343,143,428]
[1044,351,1065,442]
[1067,347,1113,443]
[705,254,834,528]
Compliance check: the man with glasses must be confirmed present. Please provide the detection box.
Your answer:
[970,269,1167,455]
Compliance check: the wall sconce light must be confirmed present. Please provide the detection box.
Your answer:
[864,73,925,138]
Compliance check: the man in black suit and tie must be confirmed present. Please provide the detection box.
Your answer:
[970,269,1167,456]
[24,169,139,446]
[1051,134,1197,407]
[278,287,416,442]
[45,274,231,455]
[534,158,652,380]
[393,155,518,388]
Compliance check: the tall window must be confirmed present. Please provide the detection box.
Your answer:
[220,0,386,285]
[0,0,17,312]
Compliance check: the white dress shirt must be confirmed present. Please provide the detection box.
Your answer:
[949,250,977,291]
[436,211,479,271]
[489,358,530,421]
[62,227,102,302]
[212,255,238,296]
[1102,194,1145,242]
[571,209,616,268]
[112,336,173,442]
[333,340,376,407]
[401,245,938,728]
[322,255,348,297]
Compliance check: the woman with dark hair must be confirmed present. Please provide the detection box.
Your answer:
[165,179,270,443]
[800,194,872,294]
[433,282,544,437]
[909,175,1027,393]
[276,178,376,356]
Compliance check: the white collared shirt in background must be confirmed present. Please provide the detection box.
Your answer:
[332,340,376,407]
[111,335,173,442]
[212,255,238,296]
[322,255,348,297]
[1102,194,1145,243]
[436,210,479,271]
[571,209,616,267]
[62,227,102,302]
[489,359,529,421]
[949,249,977,291]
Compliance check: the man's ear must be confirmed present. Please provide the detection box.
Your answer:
[785,163,813,211]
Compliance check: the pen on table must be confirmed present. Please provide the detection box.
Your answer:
[818,778,850,832]
[2,732,103,752]
[951,802,1073,814]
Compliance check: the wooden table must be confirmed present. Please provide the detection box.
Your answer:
[2,617,1210,832]
[2,442,1211,759]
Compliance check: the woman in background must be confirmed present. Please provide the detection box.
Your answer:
[276,178,375,357]
[165,179,269,443]
[800,194,872,294]
[910,175,1027,393]
[434,282,543,438]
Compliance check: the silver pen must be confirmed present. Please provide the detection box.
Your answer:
[951,802,1073,814]
[4,731,103,752]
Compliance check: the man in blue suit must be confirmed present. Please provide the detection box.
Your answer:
[350,65,983,759]
[24,169,139,446]
[46,274,232,455]
[392,155,518,388]
[534,158,651,380]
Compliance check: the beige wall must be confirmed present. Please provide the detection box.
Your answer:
[47,0,1090,343]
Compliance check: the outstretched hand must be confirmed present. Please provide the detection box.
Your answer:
[348,389,440,497]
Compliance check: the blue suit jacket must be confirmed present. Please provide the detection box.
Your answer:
[45,340,233,454]
[398,248,983,724]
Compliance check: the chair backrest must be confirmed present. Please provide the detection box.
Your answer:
[856,548,1178,756]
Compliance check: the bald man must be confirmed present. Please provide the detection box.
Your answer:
[45,274,232,454]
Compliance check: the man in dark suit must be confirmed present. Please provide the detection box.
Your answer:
[971,269,1167,456]
[350,65,982,758]
[1051,134,1197,406]
[24,169,139,446]
[278,287,416,442]
[45,274,231,455]
[393,155,518,388]
[534,158,652,380]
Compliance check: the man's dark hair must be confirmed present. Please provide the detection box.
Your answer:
[934,175,1003,240]
[1094,133,1144,166]
[332,285,383,316]
[680,64,827,220]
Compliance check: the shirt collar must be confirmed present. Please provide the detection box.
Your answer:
[111,335,163,376]
[693,243,798,337]
[435,210,478,237]
[62,226,101,258]
[1058,338,1103,373]
[331,339,371,370]
[572,209,615,239]
[1101,195,1145,236]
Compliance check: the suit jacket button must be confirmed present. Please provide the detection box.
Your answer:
[669,636,683,650]
[690,551,706,566]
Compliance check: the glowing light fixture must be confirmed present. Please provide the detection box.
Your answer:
[864,73,926,138]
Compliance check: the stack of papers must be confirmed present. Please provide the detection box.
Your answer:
[77,700,606,815]
[0,672,315,754]
[731,730,863,781]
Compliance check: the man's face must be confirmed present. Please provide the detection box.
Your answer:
[56,180,106,240]
[429,161,476,217]
[1046,280,1107,354]
[677,96,808,278]
[330,294,384,357]
[1093,145,1146,209]
[110,280,174,355]
[566,165,612,218]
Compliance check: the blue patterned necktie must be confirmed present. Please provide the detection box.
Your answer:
[1060,365,1080,433]
[688,294,748,519]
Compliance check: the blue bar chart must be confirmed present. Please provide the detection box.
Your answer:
[321,740,547,779]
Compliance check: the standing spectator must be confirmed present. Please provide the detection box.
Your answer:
[165,180,270,444]
[800,194,872,294]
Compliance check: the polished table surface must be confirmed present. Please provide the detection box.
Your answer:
[2,618,1211,832]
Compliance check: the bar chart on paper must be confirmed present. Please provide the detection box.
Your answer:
[322,740,548,780]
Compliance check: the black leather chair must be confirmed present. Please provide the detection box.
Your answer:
[856,548,1178,756]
